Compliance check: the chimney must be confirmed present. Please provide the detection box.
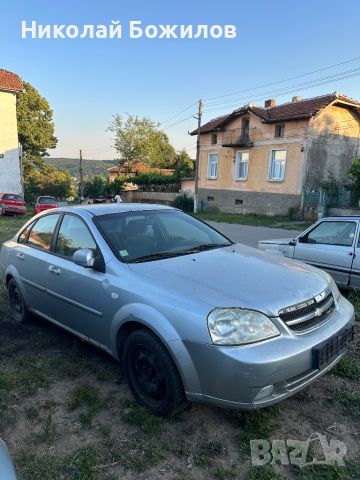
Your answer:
[264,99,276,108]
[292,95,301,102]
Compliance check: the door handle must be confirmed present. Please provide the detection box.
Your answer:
[349,252,356,257]
[48,265,61,275]
[16,252,24,260]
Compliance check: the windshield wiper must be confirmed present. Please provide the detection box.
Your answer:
[129,243,233,263]
[182,242,233,253]
[129,251,186,263]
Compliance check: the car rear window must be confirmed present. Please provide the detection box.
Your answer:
[3,194,23,201]
[38,197,57,204]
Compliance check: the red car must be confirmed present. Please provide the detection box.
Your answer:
[0,193,27,216]
[34,196,58,214]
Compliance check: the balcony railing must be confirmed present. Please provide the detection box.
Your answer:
[221,128,254,147]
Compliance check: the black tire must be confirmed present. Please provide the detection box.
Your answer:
[123,329,188,417]
[8,278,30,323]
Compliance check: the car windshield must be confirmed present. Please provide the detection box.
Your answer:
[3,194,23,201]
[38,197,57,204]
[95,209,233,263]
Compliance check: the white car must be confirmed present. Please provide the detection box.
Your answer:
[258,216,360,291]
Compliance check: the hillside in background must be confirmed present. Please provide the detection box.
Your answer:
[46,158,117,179]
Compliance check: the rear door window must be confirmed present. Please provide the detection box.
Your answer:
[27,214,60,250]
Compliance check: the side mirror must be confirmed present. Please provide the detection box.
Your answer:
[289,239,296,246]
[73,248,95,268]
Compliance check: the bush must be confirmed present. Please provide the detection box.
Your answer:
[172,193,194,212]
[129,173,180,192]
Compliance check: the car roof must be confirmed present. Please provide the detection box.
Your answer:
[54,203,176,216]
[322,216,360,220]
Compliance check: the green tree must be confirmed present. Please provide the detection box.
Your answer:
[108,114,176,169]
[347,158,360,204]
[24,165,73,202]
[17,81,57,161]
[348,158,360,186]
[173,150,194,177]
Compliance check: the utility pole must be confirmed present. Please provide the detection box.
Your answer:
[79,149,84,201]
[194,99,203,213]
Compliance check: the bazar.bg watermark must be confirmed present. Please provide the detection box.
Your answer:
[251,433,347,467]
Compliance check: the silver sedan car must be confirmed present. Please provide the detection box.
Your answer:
[258,216,360,291]
[0,205,355,416]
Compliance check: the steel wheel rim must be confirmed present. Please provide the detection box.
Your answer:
[10,285,23,318]
[129,343,167,407]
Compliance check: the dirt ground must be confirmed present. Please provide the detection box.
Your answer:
[0,215,359,479]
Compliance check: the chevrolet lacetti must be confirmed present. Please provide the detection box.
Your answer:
[0,204,355,416]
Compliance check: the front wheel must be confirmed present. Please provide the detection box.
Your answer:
[8,279,30,323]
[123,329,188,417]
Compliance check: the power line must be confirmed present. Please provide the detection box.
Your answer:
[203,55,360,102]
[202,70,360,115]
[160,102,197,126]
[203,67,360,109]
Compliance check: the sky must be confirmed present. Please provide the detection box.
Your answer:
[1,0,360,160]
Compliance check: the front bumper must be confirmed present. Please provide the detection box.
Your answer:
[183,295,355,409]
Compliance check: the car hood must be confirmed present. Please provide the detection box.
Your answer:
[129,243,329,317]
[258,238,292,245]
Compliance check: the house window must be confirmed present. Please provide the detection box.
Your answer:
[211,133,217,145]
[207,154,218,179]
[235,151,249,180]
[269,149,287,181]
[275,123,285,137]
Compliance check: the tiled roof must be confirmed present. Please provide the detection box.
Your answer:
[191,92,360,134]
[0,69,23,92]
[108,161,174,176]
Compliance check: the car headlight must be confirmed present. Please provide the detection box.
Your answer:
[322,271,341,302]
[207,308,280,346]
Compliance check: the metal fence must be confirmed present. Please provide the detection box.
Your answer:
[304,187,360,208]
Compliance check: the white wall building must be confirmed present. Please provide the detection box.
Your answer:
[0,69,23,194]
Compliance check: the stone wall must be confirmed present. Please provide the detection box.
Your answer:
[199,188,301,215]
[121,190,178,205]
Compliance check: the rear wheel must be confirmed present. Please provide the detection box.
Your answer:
[8,279,29,323]
[123,329,187,417]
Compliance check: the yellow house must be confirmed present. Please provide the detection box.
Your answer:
[191,93,360,214]
[0,69,23,194]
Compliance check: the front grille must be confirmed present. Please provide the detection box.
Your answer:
[279,288,336,333]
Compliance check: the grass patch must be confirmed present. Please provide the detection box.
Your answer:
[19,444,100,480]
[68,384,103,411]
[231,407,280,455]
[0,213,33,246]
[33,414,57,444]
[332,354,360,381]
[121,399,162,435]
[294,463,349,479]
[348,291,360,321]
[15,356,50,395]
[329,390,360,418]
[246,465,281,480]
[213,463,238,480]
[68,384,105,426]
[195,212,310,229]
